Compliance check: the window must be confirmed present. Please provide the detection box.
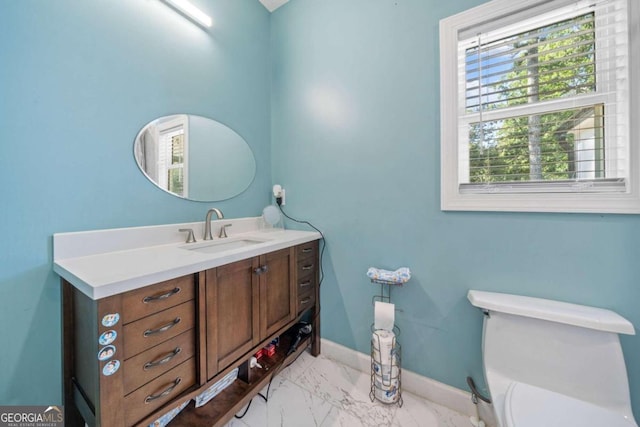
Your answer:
[159,126,186,196]
[440,0,639,213]
[156,116,189,198]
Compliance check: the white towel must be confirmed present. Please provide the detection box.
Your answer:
[367,267,411,284]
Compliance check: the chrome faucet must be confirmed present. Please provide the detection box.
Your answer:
[179,228,197,243]
[204,208,224,240]
[219,224,232,238]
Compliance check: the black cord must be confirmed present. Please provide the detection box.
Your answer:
[277,204,325,287]
[234,399,253,419]
[283,340,312,370]
[258,379,272,402]
[234,369,272,419]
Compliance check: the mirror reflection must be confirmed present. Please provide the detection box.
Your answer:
[134,114,256,201]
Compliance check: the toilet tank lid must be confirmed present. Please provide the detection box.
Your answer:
[467,290,635,335]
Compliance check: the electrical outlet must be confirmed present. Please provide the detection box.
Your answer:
[280,188,286,206]
[273,184,286,206]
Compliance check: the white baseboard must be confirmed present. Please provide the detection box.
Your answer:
[321,338,496,427]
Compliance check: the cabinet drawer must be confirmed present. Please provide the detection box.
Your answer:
[297,259,316,278]
[296,274,316,295]
[296,241,318,261]
[124,358,196,426]
[123,329,195,395]
[122,275,195,324]
[123,301,195,359]
[297,291,315,314]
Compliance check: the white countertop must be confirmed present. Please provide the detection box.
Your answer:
[53,217,321,300]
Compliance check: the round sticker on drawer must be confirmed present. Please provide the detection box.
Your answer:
[99,330,117,346]
[102,359,120,376]
[98,345,116,361]
[101,313,120,327]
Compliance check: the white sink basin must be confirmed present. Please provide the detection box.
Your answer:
[182,238,268,254]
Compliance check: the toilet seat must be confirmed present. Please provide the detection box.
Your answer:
[504,382,636,427]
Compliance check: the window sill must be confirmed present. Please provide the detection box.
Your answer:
[441,189,640,214]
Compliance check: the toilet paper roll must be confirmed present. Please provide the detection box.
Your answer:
[372,330,395,367]
[374,301,395,331]
[372,362,400,383]
[374,377,400,403]
[371,346,399,369]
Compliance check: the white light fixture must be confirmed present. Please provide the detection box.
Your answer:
[165,0,212,28]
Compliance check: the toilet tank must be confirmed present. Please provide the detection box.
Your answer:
[468,291,635,415]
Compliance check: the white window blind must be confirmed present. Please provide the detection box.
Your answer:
[156,116,189,198]
[457,0,629,194]
[440,0,640,213]
[158,126,185,196]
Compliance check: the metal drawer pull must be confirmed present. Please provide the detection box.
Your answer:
[144,377,182,404]
[301,264,314,271]
[143,347,182,370]
[302,248,313,253]
[143,317,181,337]
[143,287,181,303]
[300,297,312,305]
[253,265,269,275]
[299,281,312,288]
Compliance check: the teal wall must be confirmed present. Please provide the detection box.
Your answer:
[0,0,271,404]
[270,0,640,418]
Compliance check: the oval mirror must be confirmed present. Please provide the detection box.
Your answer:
[133,114,256,201]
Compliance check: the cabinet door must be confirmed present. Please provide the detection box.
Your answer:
[205,257,260,379]
[259,247,296,340]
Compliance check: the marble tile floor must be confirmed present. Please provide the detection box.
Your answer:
[223,351,472,427]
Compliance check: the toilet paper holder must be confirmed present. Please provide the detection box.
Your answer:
[369,276,406,407]
[371,278,405,313]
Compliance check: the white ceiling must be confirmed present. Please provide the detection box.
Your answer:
[258,0,289,12]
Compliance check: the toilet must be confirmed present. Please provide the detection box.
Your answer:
[468,290,638,427]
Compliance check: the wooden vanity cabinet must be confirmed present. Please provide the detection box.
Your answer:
[62,274,198,427]
[294,240,320,355]
[205,257,260,379]
[259,247,296,341]
[62,240,320,427]
[205,247,295,379]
